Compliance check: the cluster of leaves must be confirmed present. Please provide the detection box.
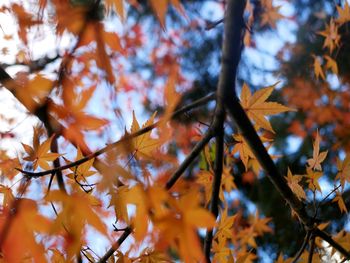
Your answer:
[0,0,350,262]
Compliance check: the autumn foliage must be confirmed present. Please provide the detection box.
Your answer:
[0,0,350,262]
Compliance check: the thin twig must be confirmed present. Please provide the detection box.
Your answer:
[18,93,215,178]
[292,230,312,263]
[97,227,132,263]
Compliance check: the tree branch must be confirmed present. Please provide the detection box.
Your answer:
[292,230,312,263]
[307,234,316,263]
[97,227,132,263]
[204,115,224,262]
[165,128,214,190]
[314,228,350,260]
[217,0,313,229]
[17,93,215,178]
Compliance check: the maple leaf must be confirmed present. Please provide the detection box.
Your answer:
[285,168,306,200]
[336,2,350,25]
[318,19,341,53]
[332,191,347,213]
[251,211,273,236]
[196,167,236,205]
[307,131,328,171]
[0,185,15,209]
[0,198,51,263]
[0,151,21,180]
[260,0,285,28]
[240,83,295,133]
[129,111,159,159]
[324,55,338,75]
[214,208,236,244]
[232,133,273,172]
[212,240,232,263]
[46,190,108,258]
[65,147,95,182]
[22,129,61,170]
[149,0,185,28]
[105,0,125,21]
[312,55,325,81]
[304,167,323,192]
[109,185,130,223]
[335,155,350,190]
[153,190,215,262]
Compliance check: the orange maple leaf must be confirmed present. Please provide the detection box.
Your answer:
[65,148,95,182]
[153,190,215,262]
[22,129,61,170]
[336,2,350,25]
[304,167,323,193]
[0,198,51,263]
[129,111,159,159]
[260,0,285,28]
[312,55,325,81]
[335,155,350,190]
[318,19,341,53]
[332,191,347,213]
[46,190,108,258]
[307,131,328,171]
[240,83,295,133]
[285,168,306,200]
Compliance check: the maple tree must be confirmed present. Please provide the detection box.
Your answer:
[0,0,350,262]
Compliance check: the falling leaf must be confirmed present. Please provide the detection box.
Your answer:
[285,168,306,200]
[240,83,295,133]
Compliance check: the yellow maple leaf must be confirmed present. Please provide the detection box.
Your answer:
[307,131,328,171]
[324,55,338,75]
[154,190,215,262]
[65,147,95,182]
[336,2,350,25]
[240,83,295,133]
[46,190,108,258]
[285,168,306,200]
[251,210,273,236]
[214,208,236,244]
[129,111,159,159]
[332,191,347,213]
[22,129,61,170]
[304,167,323,193]
[336,155,350,190]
